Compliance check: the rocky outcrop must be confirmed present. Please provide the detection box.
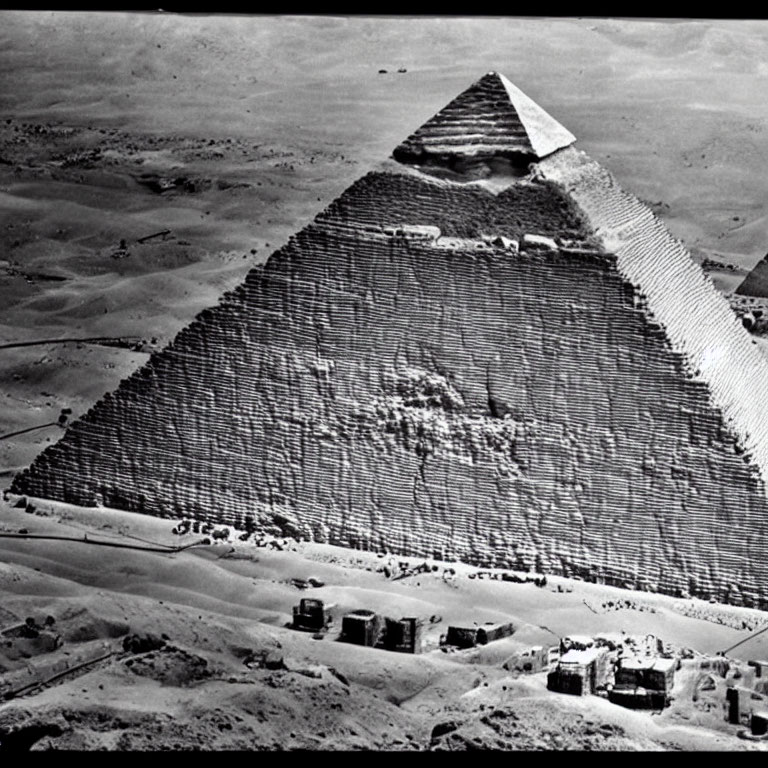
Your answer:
[12,73,768,608]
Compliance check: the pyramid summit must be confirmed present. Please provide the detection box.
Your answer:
[392,71,576,167]
[12,73,768,608]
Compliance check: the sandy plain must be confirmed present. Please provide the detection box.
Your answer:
[2,13,768,750]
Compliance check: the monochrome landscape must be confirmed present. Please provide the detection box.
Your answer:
[2,13,768,751]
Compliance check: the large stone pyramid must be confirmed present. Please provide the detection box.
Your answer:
[12,73,768,607]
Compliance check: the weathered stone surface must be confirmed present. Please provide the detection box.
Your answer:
[12,73,768,607]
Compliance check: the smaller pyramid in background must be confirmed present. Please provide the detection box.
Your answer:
[393,71,576,164]
[736,253,768,297]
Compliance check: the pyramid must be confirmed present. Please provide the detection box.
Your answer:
[393,71,576,165]
[12,73,768,608]
[736,253,768,297]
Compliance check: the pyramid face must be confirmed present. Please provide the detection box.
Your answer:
[736,254,768,297]
[12,74,768,608]
[392,71,576,164]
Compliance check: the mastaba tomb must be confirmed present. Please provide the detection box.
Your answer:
[12,72,768,606]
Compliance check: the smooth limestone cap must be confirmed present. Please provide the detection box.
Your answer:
[393,71,576,162]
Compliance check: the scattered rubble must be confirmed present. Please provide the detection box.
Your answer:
[122,633,167,655]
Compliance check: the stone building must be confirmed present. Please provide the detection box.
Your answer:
[547,647,611,696]
[726,686,767,726]
[292,598,334,633]
[608,656,677,710]
[341,610,384,647]
[383,617,424,654]
[445,621,515,649]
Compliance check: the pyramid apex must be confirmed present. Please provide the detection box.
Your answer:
[393,71,576,169]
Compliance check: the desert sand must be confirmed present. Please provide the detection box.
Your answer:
[2,13,768,751]
[2,498,768,751]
